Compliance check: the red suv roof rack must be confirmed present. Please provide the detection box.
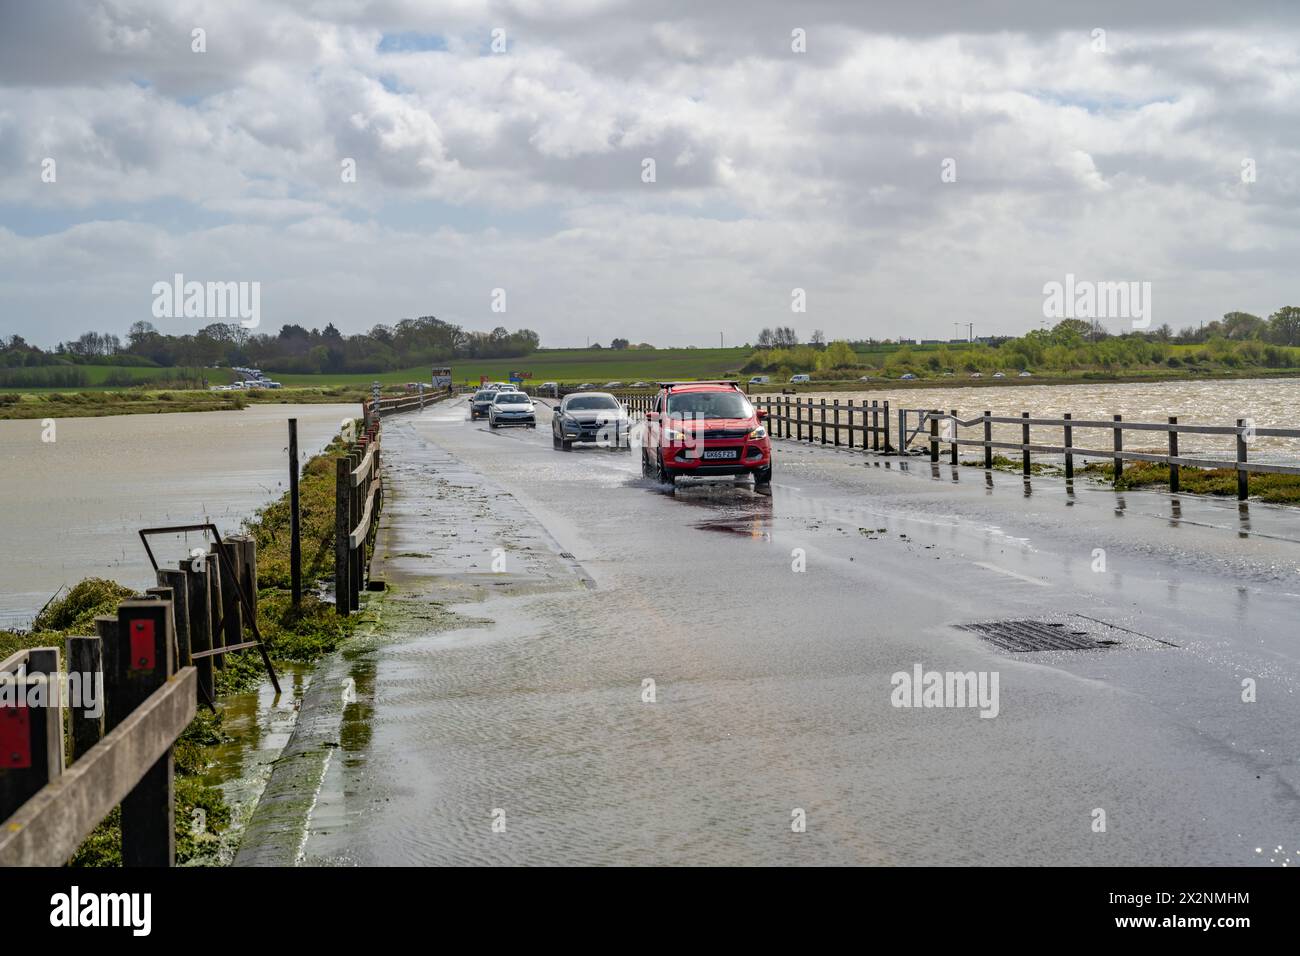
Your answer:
[655,380,741,389]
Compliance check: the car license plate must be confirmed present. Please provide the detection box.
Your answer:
[702,449,738,460]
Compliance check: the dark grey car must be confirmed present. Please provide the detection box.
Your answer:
[552,392,630,450]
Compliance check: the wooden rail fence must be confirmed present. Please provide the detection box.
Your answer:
[363,385,452,426]
[335,418,382,616]
[0,526,279,866]
[891,408,1300,499]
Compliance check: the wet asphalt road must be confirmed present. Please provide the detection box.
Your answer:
[297,396,1300,866]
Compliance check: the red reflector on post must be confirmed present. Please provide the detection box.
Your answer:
[130,619,156,671]
[0,707,32,769]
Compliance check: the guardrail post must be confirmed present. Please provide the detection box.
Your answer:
[65,636,104,762]
[929,411,939,463]
[335,456,351,617]
[983,411,992,469]
[112,599,176,867]
[1236,419,1249,500]
[1021,411,1031,476]
[1168,416,1179,493]
[832,400,840,446]
[949,409,958,465]
[1113,414,1123,485]
[1064,413,1074,479]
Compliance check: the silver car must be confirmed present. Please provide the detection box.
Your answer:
[553,392,629,450]
[488,391,536,428]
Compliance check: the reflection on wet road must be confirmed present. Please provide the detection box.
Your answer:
[290,395,1300,866]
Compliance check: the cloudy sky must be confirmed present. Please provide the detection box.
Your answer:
[1,0,1297,348]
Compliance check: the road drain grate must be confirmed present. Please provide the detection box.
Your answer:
[955,615,1160,652]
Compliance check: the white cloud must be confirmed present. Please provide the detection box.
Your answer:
[1,0,1298,346]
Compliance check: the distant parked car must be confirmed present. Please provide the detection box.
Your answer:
[604,381,624,388]
[749,375,770,385]
[1018,370,1032,377]
[264,381,282,389]
[993,371,1006,378]
[970,372,982,379]
[576,383,595,390]
[790,374,811,384]
[858,375,873,381]
[630,381,650,388]
[900,373,917,380]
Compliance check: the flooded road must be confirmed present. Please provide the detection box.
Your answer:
[272,395,1300,866]
[0,403,356,628]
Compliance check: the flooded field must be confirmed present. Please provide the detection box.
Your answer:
[759,377,1300,461]
[0,403,357,628]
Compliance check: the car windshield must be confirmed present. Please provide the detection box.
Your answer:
[666,391,753,419]
[565,396,619,410]
[494,393,528,405]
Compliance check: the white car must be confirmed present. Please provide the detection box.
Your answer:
[749,375,770,384]
[790,374,811,383]
[1018,371,1032,377]
[488,391,536,428]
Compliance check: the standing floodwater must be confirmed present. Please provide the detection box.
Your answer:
[0,403,356,628]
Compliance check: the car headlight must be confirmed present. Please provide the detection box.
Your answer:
[664,427,688,442]
[748,425,768,439]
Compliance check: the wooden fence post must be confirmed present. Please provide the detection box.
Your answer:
[1064,412,1074,479]
[796,399,803,441]
[1237,419,1249,500]
[182,557,214,704]
[1168,416,1179,493]
[111,600,176,867]
[872,401,880,452]
[216,540,243,660]
[335,456,351,617]
[949,409,958,465]
[1113,414,1123,486]
[157,568,192,668]
[289,418,302,608]
[820,399,827,444]
[65,636,104,762]
[929,411,940,463]
[1021,412,1031,476]
[833,400,840,446]
[847,400,854,449]
[0,648,63,822]
[983,411,992,469]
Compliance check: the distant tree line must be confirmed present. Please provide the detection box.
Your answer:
[0,315,541,376]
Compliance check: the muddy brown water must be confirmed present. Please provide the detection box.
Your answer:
[756,377,1300,460]
[0,403,357,628]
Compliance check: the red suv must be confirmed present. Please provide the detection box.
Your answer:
[640,381,772,486]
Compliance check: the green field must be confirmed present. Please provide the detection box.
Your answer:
[267,347,752,388]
